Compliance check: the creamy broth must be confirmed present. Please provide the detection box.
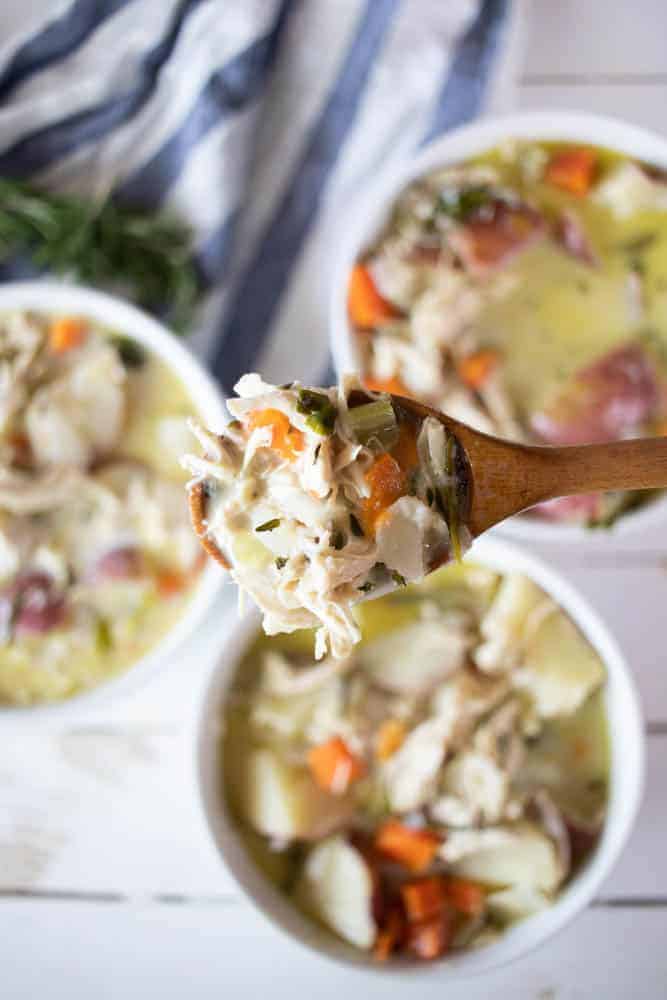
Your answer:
[224,562,609,961]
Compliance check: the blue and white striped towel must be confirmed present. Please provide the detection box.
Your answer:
[0,0,515,390]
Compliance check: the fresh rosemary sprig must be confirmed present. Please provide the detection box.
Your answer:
[0,177,201,331]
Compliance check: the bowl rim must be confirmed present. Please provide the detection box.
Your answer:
[0,280,227,721]
[194,534,645,979]
[328,108,667,545]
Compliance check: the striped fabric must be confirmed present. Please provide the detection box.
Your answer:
[0,0,514,389]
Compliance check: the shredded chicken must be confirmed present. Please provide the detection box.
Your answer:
[184,375,468,659]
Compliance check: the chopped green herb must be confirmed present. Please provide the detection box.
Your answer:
[357,581,374,593]
[297,389,337,436]
[618,232,657,255]
[391,571,407,587]
[95,618,112,652]
[111,335,145,368]
[437,184,493,222]
[255,518,281,533]
[275,557,287,570]
[313,443,321,464]
[349,513,364,537]
[330,528,346,550]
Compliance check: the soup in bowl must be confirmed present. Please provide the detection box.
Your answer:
[0,283,225,710]
[197,538,643,976]
[330,112,667,536]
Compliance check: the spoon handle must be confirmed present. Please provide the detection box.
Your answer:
[462,434,667,535]
[525,436,667,500]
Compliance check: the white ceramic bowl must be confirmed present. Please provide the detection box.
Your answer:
[195,535,644,978]
[329,110,667,547]
[0,281,227,721]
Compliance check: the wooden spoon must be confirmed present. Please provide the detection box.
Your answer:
[395,395,667,537]
[188,395,667,572]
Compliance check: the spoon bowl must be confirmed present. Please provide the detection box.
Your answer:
[394,394,667,536]
[188,394,667,577]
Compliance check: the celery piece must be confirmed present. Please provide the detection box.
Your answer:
[346,398,398,448]
[445,434,461,562]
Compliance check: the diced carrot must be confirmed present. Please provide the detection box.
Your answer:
[390,422,419,476]
[457,349,500,390]
[308,736,365,794]
[348,264,400,329]
[375,719,406,761]
[247,408,305,461]
[373,905,405,962]
[359,452,406,534]
[156,569,187,597]
[406,912,453,961]
[443,877,486,917]
[400,877,447,922]
[545,148,597,196]
[363,375,410,397]
[48,316,87,353]
[375,821,441,874]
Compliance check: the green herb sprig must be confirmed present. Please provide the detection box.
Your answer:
[0,178,201,331]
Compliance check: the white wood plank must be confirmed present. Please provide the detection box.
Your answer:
[2,898,665,1000]
[521,0,667,77]
[517,82,667,138]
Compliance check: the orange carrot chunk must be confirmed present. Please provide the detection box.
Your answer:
[247,408,305,460]
[457,348,500,390]
[401,877,448,922]
[156,569,187,597]
[359,452,406,534]
[373,905,405,962]
[443,876,486,916]
[375,719,406,761]
[48,316,87,353]
[363,375,410,397]
[545,148,597,196]
[406,912,453,961]
[348,264,400,329]
[375,821,440,874]
[308,736,365,794]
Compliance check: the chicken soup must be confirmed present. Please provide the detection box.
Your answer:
[0,310,203,704]
[350,141,667,524]
[223,562,609,962]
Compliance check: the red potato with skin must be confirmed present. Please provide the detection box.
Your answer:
[3,572,67,635]
[554,210,597,266]
[91,545,144,581]
[448,201,545,275]
[531,343,662,447]
[531,493,605,523]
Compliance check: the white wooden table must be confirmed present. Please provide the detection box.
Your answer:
[4,3,667,996]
